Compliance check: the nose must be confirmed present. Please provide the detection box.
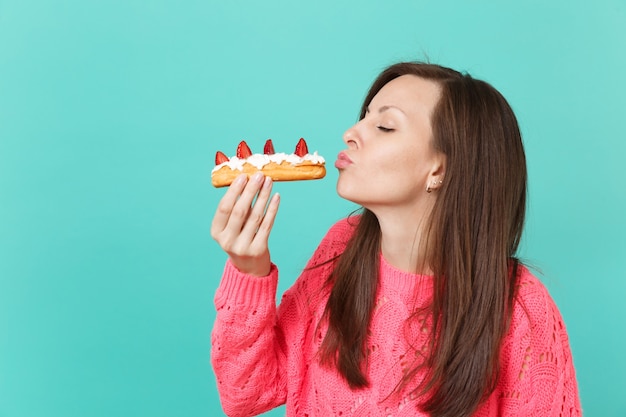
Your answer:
[342,124,359,149]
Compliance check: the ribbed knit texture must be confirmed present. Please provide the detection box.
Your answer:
[211,218,582,417]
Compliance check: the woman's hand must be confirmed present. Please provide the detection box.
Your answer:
[210,172,280,276]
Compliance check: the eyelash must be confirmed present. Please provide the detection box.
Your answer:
[377,126,394,132]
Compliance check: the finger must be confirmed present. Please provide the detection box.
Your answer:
[251,192,280,247]
[223,172,266,234]
[239,175,275,241]
[211,174,249,238]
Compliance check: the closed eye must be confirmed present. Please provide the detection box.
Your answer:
[377,126,394,132]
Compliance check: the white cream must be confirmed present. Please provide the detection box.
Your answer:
[212,152,325,173]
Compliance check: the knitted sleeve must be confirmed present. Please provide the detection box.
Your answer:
[495,269,582,417]
[210,217,356,417]
[211,260,287,416]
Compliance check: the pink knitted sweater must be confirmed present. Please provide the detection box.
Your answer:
[211,218,581,416]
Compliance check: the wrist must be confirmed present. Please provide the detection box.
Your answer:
[229,255,272,277]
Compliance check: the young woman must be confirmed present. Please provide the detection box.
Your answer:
[210,62,582,417]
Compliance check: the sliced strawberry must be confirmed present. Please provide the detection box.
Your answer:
[236,140,253,159]
[264,139,275,155]
[215,150,229,165]
[294,137,308,157]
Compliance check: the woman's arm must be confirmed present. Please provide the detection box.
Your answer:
[210,173,284,416]
[211,249,341,415]
[211,261,289,417]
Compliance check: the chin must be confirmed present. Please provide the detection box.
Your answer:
[336,181,355,202]
[336,181,368,206]
[335,181,349,200]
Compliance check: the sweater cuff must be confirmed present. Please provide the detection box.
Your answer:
[214,259,279,309]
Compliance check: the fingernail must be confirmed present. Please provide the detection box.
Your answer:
[253,172,264,183]
[234,174,247,185]
[263,176,273,188]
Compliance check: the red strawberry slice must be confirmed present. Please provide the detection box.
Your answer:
[294,138,308,157]
[264,139,275,155]
[215,150,229,165]
[236,140,253,159]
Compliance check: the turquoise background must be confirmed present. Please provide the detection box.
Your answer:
[1,0,624,416]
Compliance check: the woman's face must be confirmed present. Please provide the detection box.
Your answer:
[336,75,445,211]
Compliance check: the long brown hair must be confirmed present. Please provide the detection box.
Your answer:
[319,62,527,416]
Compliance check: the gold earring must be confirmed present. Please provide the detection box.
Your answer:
[427,179,443,193]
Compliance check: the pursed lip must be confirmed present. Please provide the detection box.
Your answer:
[334,151,353,169]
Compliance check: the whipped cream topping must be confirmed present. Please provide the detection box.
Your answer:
[212,152,325,173]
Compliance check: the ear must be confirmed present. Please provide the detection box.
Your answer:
[426,153,446,193]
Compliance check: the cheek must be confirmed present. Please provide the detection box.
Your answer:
[378,147,423,180]
[336,144,427,200]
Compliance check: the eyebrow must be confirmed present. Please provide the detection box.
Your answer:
[365,105,407,115]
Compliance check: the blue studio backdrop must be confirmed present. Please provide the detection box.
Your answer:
[1,0,625,416]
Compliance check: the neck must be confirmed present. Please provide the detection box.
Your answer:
[374,205,433,275]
